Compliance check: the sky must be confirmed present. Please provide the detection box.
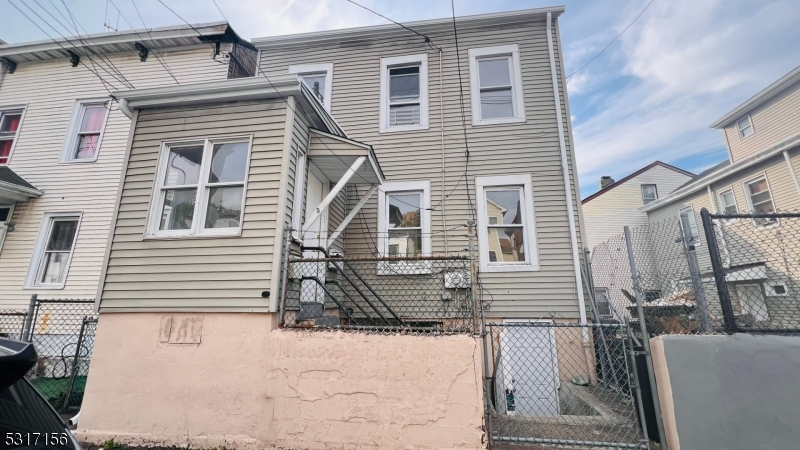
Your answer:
[2,0,800,198]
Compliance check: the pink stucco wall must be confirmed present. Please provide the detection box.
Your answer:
[77,313,485,450]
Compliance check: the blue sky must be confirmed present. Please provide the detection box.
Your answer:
[3,0,800,198]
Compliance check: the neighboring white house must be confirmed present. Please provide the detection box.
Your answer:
[582,161,694,251]
[0,22,255,310]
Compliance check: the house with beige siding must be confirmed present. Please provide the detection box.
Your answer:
[76,7,595,449]
[0,22,255,311]
[582,161,694,251]
[637,64,800,327]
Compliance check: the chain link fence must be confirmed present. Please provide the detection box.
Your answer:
[280,248,475,333]
[0,310,28,340]
[18,297,99,413]
[486,321,649,449]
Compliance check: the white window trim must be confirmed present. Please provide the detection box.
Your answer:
[736,115,754,140]
[678,205,701,246]
[59,98,111,164]
[742,173,778,228]
[0,203,15,253]
[377,180,431,275]
[468,44,526,126]
[476,174,539,272]
[766,282,789,297]
[24,211,83,289]
[717,187,739,220]
[640,184,658,204]
[379,54,429,133]
[288,63,334,112]
[145,135,253,239]
[291,146,308,240]
[0,105,27,166]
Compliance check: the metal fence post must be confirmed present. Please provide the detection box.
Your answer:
[624,226,667,448]
[62,316,89,411]
[681,218,713,333]
[700,208,738,333]
[468,219,479,332]
[22,294,37,342]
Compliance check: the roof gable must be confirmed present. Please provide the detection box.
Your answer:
[581,161,694,204]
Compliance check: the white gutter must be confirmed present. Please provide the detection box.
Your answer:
[118,98,133,119]
[641,132,800,213]
[547,12,587,327]
[784,150,800,198]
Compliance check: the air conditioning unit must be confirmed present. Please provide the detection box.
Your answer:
[444,270,470,289]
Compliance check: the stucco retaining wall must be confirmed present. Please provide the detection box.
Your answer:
[77,313,485,450]
[650,334,800,450]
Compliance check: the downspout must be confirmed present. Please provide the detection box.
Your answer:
[783,150,800,198]
[439,48,448,252]
[119,98,133,119]
[546,12,588,328]
[706,185,717,213]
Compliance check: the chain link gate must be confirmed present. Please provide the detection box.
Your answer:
[484,321,650,449]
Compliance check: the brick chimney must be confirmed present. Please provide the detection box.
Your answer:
[599,176,615,190]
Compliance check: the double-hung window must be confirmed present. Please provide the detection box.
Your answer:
[469,45,525,125]
[0,204,14,252]
[377,181,430,274]
[476,174,539,272]
[744,175,777,226]
[60,99,110,163]
[0,109,24,165]
[679,206,699,244]
[288,63,333,111]
[25,212,81,288]
[379,54,428,132]
[736,115,754,139]
[641,184,658,204]
[718,189,738,215]
[147,137,251,238]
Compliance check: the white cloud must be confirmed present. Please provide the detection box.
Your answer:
[571,0,800,194]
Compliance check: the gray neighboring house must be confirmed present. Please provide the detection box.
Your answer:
[582,161,694,252]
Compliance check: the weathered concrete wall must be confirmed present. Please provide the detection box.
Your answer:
[77,313,484,450]
[650,334,800,450]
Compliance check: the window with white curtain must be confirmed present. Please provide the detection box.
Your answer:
[147,137,251,238]
[25,212,81,288]
[379,54,428,133]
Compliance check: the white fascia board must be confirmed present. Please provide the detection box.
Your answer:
[710,65,800,129]
[641,132,800,213]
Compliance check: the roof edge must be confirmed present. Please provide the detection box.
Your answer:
[710,64,800,129]
[581,161,694,204]
[252,6,565,47]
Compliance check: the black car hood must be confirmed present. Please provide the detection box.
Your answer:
[0,339,37,392]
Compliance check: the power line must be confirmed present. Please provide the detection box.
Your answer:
[6,0,117,94]
[344,0,441,52]
[449,0,475,220]
[567,0,656,79]
[211,0,228,22]
[125,0,180,83]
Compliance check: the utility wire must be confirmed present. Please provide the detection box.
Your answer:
[124,0,180,83]
[211,0,228,22]
[344,0,441,52]
[449,0,475,220]
[567,0,656,79]
[6,0,117,94]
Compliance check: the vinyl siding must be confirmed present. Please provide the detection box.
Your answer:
[724,79,800,164]
[0,45,231,310]
[583,166,693,251]
[98,100,288,312]
[259,17,584,318]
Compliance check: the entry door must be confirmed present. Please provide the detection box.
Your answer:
[500,320,560,415]
[301,164,329,303]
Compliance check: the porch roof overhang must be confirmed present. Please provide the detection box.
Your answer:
[308,128,384,184]
[112,75,347,137]
[0,167,43,202]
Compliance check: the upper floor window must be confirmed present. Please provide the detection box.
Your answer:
[60,99,110,163]
[736,115,754,139]
[288,63,333,111]
[641,184,658,204]
[146,137,252,238]
[379,54,428,133]
[476,174,539,272]
[25,212,81,289]
[679,206,699,244]
[744,175,777,227]
[718,188,738,215]
[0,109,24,165]
[468,44,525,126]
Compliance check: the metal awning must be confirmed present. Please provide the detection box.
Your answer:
[307,128,383,184]
[0,167,42,202]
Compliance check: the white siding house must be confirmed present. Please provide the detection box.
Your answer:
[582,161,694,251]
[0,22,254,309]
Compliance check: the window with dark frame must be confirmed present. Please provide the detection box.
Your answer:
[0,111,22,165]
[388,66,421,127]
